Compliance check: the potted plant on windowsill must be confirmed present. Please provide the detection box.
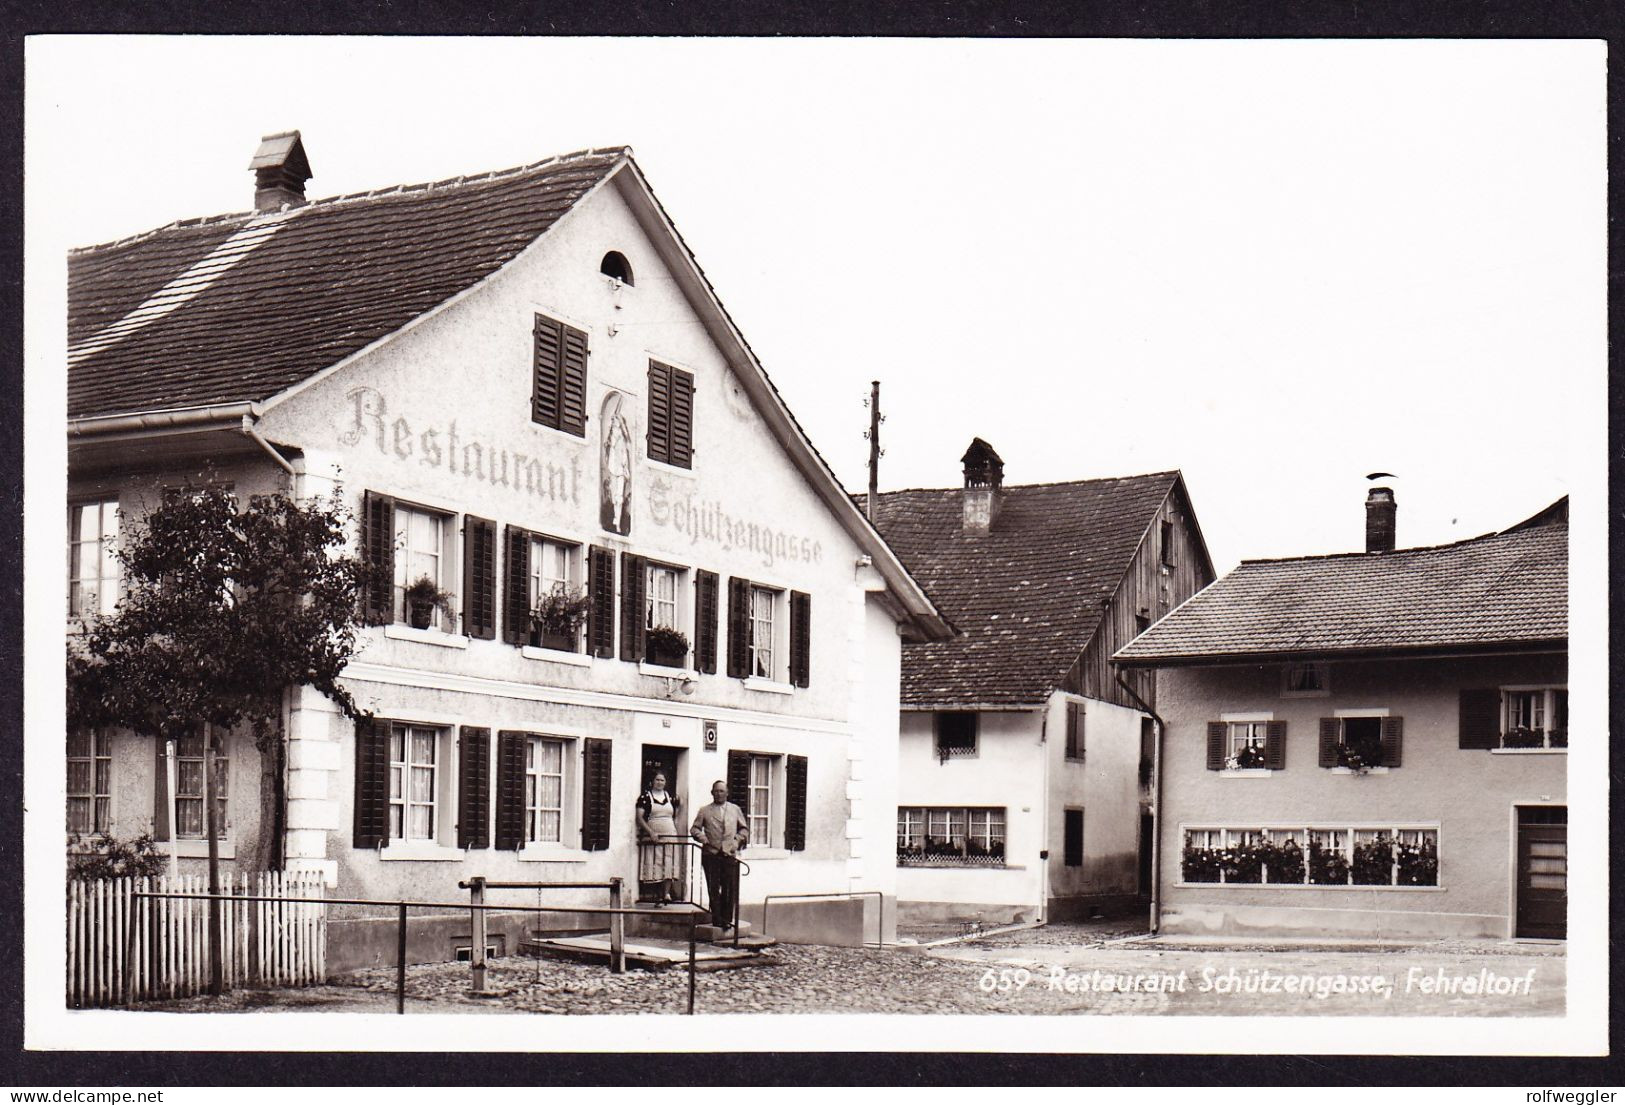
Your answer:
[403,576,453,631]
[531,585,591,651]
[645,625,690,668]
[1334,744,1373,773]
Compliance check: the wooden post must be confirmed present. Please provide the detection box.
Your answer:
[608,877,625,975]
[686,913,697,1015]
[203,730,223,998]
[866,380,881,520]
[468,876,487,993]
[396,902,407,1015]
[123,893,140,1008]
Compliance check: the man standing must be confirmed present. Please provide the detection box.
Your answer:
[691,779,749,933]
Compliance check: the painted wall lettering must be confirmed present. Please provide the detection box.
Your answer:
[340,385,582,505]
[647,475,822,569]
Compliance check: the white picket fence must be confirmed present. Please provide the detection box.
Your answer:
[67,870,327,1008]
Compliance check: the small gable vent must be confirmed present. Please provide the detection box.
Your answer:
[600,251,633,285]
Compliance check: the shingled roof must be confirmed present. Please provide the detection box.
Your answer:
[866,472,1183,707]
[1114,517,1567,667]
[67,147,628,419]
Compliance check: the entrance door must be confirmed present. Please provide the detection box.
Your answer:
[640,745,682,796]
[1515,806,1567,939]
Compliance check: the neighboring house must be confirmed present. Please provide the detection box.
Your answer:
[1114,488,1568,941]
[865,440,1215,924]
[66,132,951,954]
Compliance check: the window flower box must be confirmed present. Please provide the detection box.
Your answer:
[644,625,691,669]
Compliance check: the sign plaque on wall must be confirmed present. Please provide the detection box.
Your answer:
[702,719,719,752]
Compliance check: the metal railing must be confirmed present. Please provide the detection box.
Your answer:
[760,891,884,948]
[126,889,707,1014]
[458,876,627,987]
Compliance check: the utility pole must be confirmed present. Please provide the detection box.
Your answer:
[866,380,881,521]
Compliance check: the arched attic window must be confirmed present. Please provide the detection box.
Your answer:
[600,251,634,285]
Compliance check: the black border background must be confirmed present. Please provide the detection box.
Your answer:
[3,0,1621,1087]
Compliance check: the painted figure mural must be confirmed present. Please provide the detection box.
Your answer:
[601,390,634,535]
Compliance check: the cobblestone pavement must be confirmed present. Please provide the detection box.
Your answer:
[128,927,1565,1017]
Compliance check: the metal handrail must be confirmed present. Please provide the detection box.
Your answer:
[760,891,884,948]
[125,889,702,1015]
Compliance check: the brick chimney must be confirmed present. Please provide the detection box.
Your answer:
[1365,486,1396,553]
[248,131,312,213]
[961,438,1004,536]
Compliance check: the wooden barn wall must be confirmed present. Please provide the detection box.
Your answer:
[1063,485,1212,710]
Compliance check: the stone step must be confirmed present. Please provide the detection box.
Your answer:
[521,934,773,971]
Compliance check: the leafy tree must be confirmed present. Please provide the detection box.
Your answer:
[67,481,375,994]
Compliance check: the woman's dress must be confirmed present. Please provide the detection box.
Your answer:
[639,792,684,885]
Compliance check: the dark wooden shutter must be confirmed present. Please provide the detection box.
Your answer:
[670,367,695,468]
[1066,702,1085,760]
[1318,717,1340,767]
[580,738,613,851]
[1459,689,1500,749]
[727,750,751,818]
[560,325,589,437]
[789,591,811,687]
[353,718,390,848]
[361,491,395,625]
[502,525,530,646]
[457,727,491,849]
[532,315,562,429]
[694,570,719,674]
[1380,716,1404,767]
[784,755,808,851]
[1265,720,1287,770]
[647,361,672,464]
[726,577,751,678]
[462,516,497,640]
[588,546,616,658]
[1205,722,1226,771]
[494,730,526,851]
[153,739,170,841]
[619,552,647,662]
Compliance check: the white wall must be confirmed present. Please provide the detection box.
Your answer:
[895,708,1045,913]
[1046,692,1145,902]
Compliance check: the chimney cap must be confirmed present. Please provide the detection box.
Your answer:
[960,437,1003,468]
[247,130,311,178]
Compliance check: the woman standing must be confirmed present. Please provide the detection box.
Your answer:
[635,771,684,905]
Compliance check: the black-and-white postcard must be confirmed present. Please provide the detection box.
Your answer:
[23,34,1607,1061]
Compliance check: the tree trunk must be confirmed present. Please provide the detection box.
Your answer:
[256,721,287,873]
[204,728,223,998]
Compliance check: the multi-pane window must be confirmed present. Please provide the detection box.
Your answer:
[68,499,120,618]
[389,726,439,841]
[747,755,773,845]
[1282,662,1330,696]
[529,537,582,649]
[175,728,228,840]
[647,565,680,630]
[1503,688,1568,749]
[393,506,450,627]
[896,806,1006,866]
[1180,825,1439,887]
[1226,721,1269,769]
[67,730,111,835]
[749,586,776,679]
[525,738,565,844]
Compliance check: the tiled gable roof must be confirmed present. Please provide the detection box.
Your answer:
[67,148,627,419]
[1114,520,1567,666]
[866,472,1181,707]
